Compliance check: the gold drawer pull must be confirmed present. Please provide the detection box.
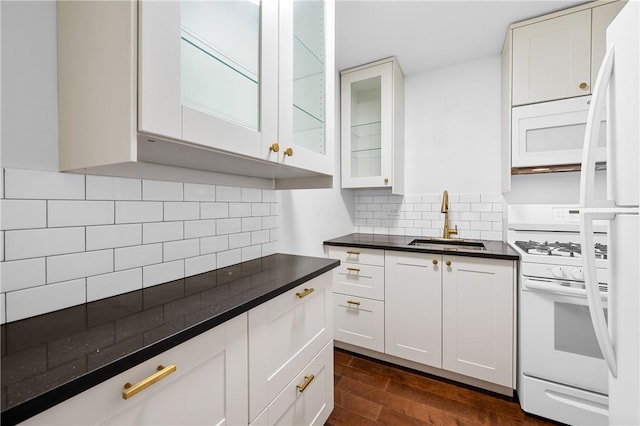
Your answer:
[346,250,360,256]
[346,267,360,273]
[432,259,438,265]
[123,364,176,400]
[296,374,315,393]
[347,300,361,306]
[296,288,314,298]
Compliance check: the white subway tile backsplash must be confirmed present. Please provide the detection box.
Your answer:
[1,258,46,292]
[143,260,184,288]
[459,194,481,203]
[470,221,492,231]
[201,235,229,254]
[86,175,141,200]
[116,201,163,223]
[143,221,184,244]
[87,224,142,250]
[217,249,241,268]
[242,245,261,262]
[216,185,241,202]
[217,218,242,235]
[481,231,503,241]
[184,220,216,239]
[5,227,85,260]
[270,204,279,216]
[87,268,142,302]
[6,278,86,322]
[242,188,262,202]
[229,232,251,249]
[252,203,270,217]
[185,254,216,277]
[143,180,183,201]
[460,212,481,221]
[164,202,199,221]
[1,200,46,230]
[229,203,251,218]
[184,183,216,201]
[481,212,502,222]
[48,201,114,227]
[471,203,492,212]
[4,168,84,200]
[47,249,113,284]
[163,239,199,262]
[262,189,277,203]
[115,243,163,271]
[262,216,277,229]
[1,293,5,324]
[251,230,270,245]
[201,202,229,219]
[242,217,261,233]
[492,221,504,232]
[270,228,279,242]
[262,242,277,257]
[0,231,3,262]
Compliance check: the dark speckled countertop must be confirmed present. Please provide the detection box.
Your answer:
[324,233,519,260]
[0,253,339,426]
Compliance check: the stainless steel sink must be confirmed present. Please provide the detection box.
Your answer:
[408,238,486,250]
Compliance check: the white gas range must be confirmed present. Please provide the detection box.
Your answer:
[508,205,610,426]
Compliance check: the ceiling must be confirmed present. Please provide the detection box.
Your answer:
[335,0,591,75]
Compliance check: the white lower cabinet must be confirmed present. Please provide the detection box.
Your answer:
[333,292,384,352]
[442,256,515,388]
[21,313,248,426]
[384,251,442,368]
[248,273,333,424]
[250,342,334,426]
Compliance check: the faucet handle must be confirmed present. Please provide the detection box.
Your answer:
[450,225,458,236]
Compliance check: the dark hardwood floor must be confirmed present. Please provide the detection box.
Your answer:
[326,348,558,426]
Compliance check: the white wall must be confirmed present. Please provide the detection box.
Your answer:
[404,56,502,194]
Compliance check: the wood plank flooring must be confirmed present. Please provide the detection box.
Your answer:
[326,348,559,426]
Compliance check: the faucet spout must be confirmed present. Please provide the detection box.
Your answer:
[441,190,458,239]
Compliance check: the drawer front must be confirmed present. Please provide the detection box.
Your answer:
[333,293,384,353]
[251,342,334,426]
[326,246,384,266]
[332,263,384,300]
[22,314,248,426]
[248,273,332,422]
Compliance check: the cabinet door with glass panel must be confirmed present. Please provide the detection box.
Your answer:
[340,58,404,194]
[139,0,279,161]
[277,0,335,174]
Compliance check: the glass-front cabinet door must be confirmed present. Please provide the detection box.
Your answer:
[340,58,404,194]
[278,0,335,175]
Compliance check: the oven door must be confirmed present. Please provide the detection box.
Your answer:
[521,277,608,394]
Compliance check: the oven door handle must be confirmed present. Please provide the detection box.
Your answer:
[522,278,607,300]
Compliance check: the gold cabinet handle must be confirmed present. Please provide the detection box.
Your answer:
[384,178,389,185]
[284,147,293,157]
[346,267,360,272]
[346,250,360,256]
[347,300,361,306]
[296,374,315,393]
[579,82,588,89]
[122,364,176,400]
[295,288,314,298]
[432,259,438,265]
[445,260,452,267]
[269,143,280,153]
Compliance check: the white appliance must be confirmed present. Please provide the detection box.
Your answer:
[508,205,610,425]
[511,95,607,168]
[579,2,639,425]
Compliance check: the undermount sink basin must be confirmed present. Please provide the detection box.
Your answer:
[408,238,486,250]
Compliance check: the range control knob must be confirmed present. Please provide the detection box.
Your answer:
[551,266,564,279]
[571,268,584,281]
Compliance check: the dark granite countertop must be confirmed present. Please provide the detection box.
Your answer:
[0,253,339,425]
[324,233,519,261]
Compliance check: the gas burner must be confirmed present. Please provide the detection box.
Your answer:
[514,240,607,259]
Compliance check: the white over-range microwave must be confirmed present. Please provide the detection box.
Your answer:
[512,95,606,168]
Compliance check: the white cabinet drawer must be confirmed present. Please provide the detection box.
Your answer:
[22,314,248,426]
[248,273,332,422]
[334,293,384,353]
[251,342,334,426]
[332,262,384,300]
[326,247,384,266]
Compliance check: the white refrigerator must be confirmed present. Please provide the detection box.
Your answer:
[579,1,639,425]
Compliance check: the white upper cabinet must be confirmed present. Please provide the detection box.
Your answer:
[58,0,334,186]
[340,58,404,194]
[512,10,592,106]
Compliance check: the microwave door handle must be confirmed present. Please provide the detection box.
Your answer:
[579,45,614,208]
[581,211,617,377]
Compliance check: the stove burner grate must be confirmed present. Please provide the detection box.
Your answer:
[515,240,607,259]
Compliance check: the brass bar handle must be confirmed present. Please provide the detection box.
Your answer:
[346,267,360,272]
[346,250,360,256]
[296,374,315,393]
[295,288,314,299]
[122,364,176,400]
[347,300,361,306]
